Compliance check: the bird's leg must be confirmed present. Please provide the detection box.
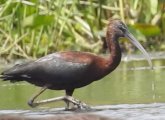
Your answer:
[29,96,67,107]
[64,89,90,110]
[64,89,74,110]
[28,86,48,107]
[28,85,67,108]
[28,94,89,109]
[64,98,70,109]
[28,88,90,110]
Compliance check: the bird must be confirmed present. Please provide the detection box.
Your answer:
[0,19,152,110]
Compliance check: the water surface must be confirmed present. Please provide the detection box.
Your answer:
[0,54,164,110]
[0,54,165,120]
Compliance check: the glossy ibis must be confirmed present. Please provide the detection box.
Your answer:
[0,19,152,110]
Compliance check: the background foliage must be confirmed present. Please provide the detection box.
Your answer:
[0,0,164,60]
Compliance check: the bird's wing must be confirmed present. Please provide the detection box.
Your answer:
[31,52,94,81]
[1,52,95,82]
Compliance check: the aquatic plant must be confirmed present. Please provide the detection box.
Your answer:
[0,0,164,59]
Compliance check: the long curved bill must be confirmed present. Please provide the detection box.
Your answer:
[124,31,153,69]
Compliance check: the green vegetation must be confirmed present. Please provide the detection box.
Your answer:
[0,0,164,60]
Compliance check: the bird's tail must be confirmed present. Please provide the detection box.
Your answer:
[0,74,19,83]
[0,63,30,82]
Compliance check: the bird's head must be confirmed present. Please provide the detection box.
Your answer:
[107,19,153,69]
[107,19,128,38]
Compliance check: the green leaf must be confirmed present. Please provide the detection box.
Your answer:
[132,23,161,37]
[23,14,54,28]
[128,26,146,42]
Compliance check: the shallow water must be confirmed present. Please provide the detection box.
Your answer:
[1,103,165,120]
[0,53,165,120]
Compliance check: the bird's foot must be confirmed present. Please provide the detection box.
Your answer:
[75,100,91,110]
[28,100,38,108]
[64,96,91,110]
[65,102,91,111]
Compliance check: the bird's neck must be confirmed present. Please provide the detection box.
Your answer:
[106,31,122,71]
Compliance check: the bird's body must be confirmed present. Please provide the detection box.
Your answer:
[0,19,152,109]
[2,51,120,90]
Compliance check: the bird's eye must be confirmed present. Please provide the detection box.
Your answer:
[118,23,127,32]
[118,25,126,31]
